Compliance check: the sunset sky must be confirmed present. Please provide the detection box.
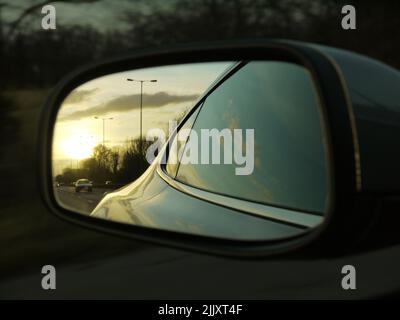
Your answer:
[52,62,232,174]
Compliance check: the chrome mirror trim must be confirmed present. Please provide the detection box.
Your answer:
[156,165,323,229]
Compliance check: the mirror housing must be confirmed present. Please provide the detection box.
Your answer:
[39,39,391,258]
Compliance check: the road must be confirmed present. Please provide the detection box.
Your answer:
[54,186,110,215]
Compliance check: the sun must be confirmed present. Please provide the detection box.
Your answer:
[60,134,96,160]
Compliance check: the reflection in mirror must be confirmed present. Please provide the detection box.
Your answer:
[52,60,331,241]
[53,62,231,213]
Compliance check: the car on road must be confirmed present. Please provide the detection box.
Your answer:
[75,179,93,193]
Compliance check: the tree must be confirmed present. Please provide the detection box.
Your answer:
[117,138,152,183]
[58,139,151,185]
[80,157,98,181]
[110,149,120,175]
[93,144,112,170]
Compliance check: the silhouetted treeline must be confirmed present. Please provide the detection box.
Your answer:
[2,26,128,88]
[1,0,400,89]
[55,138,153,185]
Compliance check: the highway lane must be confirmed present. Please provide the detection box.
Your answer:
[54,186,110,215]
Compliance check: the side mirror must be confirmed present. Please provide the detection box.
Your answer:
[39,40,399,258]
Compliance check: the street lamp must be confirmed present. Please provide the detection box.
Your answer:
[94,116,114,145]
[126,78,157,153]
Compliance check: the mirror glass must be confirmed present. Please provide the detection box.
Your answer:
[52,60,331,241]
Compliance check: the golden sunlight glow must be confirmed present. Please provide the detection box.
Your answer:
[60,134,97,160]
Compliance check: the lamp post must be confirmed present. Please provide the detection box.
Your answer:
[94,117,113,145]
[126,78,157,154]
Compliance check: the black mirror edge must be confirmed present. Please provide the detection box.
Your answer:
[38,39,375,260]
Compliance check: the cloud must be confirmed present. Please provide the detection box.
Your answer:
[60,92,199,121]
[63,88,98,104]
